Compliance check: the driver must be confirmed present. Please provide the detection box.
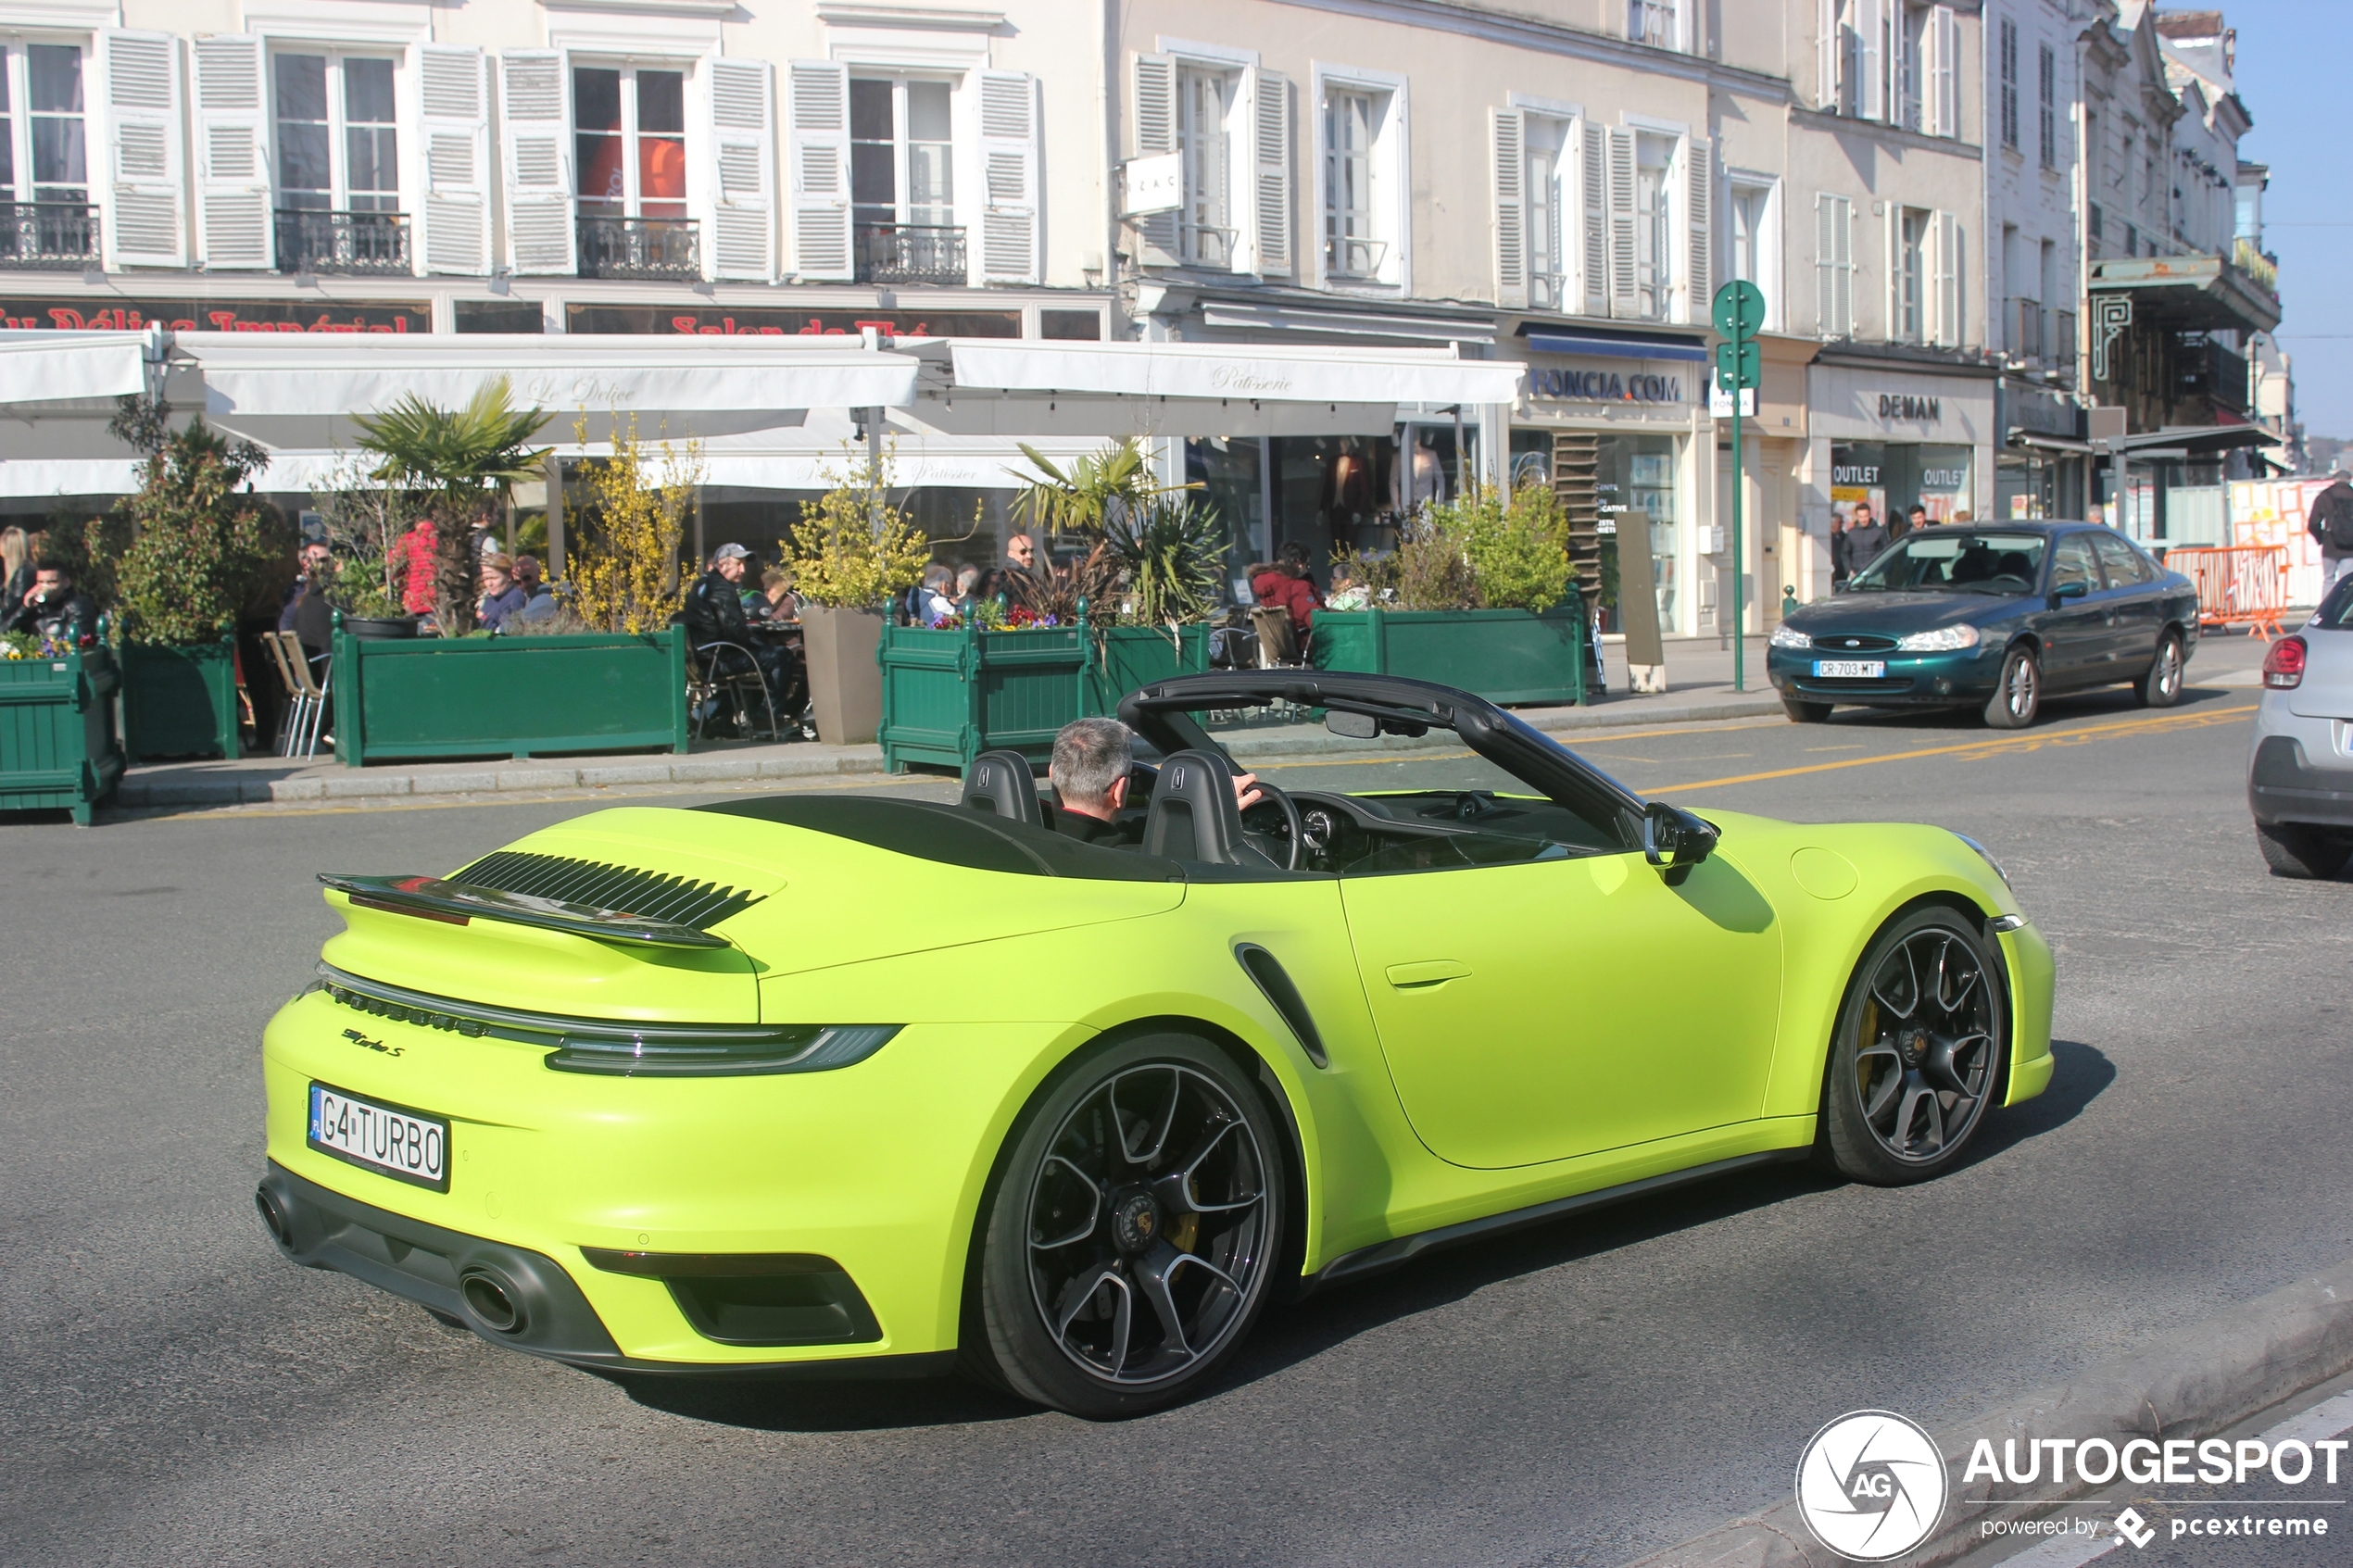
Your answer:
[1048,718,1262,846]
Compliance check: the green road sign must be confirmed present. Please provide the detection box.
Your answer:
[1715,340,1760,392]
[1712,279,1766,339]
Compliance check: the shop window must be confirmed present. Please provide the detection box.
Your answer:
[574,64,686,220]
[1833,442,1975,530]
[0,44,88,210]
[1593,433,1680,631]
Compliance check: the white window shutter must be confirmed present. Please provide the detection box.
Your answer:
[1856,0,1884,122]
[1491,107,1526,310]
[191,34,271,270]
[1579,119,1607,316]
[1834,196,1853,335]
[786,59,851,282]
[1933,209,1961,346]
[1606,126,1637,319]
[1132,53,1177,266]
[499,50,573,275]
[1249,69,1291,279]
[1931,6,1959,137]
[1683,135,1711,326]
[976,70,1039,284]
[414,44,490,277]
[1815,194,1835,334]
[98,31,186,269]
[1818,0,1841,110]
[707,57,775,282]
[1886,204,1903,341]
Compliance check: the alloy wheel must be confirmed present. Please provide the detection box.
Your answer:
[1852,929,1996,1163]
[2156,638,2183,697]
[2004,653,2038,720]
[1025,1063,1270,1387]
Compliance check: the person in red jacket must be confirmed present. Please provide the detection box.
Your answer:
[396,518,437,616]
[1250,541,1324,649]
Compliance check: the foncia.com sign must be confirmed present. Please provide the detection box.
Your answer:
[1795,1410,2345,1559]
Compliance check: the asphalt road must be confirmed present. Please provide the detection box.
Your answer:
[6,644,2347,1568]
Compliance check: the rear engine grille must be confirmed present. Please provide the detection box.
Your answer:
[450,850,763,930]
[1811,633,1899,653]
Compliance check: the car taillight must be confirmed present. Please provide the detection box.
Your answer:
[2264,635,2307,689]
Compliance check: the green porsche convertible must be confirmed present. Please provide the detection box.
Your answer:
[258,671,2053,1418]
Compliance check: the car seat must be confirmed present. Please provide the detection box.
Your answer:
[1140,749,1262,865]
[958,749,1049,829]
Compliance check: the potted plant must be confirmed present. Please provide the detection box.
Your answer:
[101,402,294,760]
[786,451,930,746]
[0,623,125,823]
[1319,480,1601,706]
[326,413,694,766]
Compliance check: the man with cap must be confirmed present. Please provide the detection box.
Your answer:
[685,543,794,717]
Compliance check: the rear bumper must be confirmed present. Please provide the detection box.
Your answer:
[258,1161,950,1379]
[2247,733,2353,830]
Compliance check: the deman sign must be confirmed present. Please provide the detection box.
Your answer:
[1878,393,1944,422]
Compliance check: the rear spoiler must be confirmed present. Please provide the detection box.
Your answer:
[319,872,734,949]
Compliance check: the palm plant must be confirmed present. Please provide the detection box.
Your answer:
[352,379,551,633]
[1007,439,1186,542]
[1104,496,1226,626]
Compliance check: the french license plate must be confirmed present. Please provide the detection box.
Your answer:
[308,1082,449,1191]
[1812,659,1886,679]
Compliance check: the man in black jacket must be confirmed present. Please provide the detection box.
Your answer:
[2309,471,2353,593]
[6,560,97,646]
[684,543,793,711]
[1843,502,1892,579]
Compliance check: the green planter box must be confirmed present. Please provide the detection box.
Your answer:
[1085,624,1213,715]
[880,621,1217,772]
[0,646,126,824]
[332,626,689,766]
[121,636,239,761]
[1311,604,1599,706]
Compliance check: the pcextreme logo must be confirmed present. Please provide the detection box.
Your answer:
[1795,1411,1950,1562]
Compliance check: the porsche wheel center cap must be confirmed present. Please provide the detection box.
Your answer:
[1902,1028,1930,1064]
[1111,1188,1161,1253]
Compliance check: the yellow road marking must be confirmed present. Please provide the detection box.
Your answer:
[1641,703,2256,794]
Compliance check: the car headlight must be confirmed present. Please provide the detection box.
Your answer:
[1768,623,1812,650]
[1954,832,2012,891]
[1895,623,1982,652]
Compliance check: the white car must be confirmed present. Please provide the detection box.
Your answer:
[2249,580,2353,877]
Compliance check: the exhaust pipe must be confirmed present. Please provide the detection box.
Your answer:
[255,1184,293,1248]
[459,1269,526,1334]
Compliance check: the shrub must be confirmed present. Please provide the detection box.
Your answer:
[1334,480,1573,614]
[568,415,699,634]
[783,450,931,610]
[105,416,292,645]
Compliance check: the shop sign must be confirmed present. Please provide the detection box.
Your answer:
[0,298,427,332]
[1877,393,1943,423]
[566,303,1022,338]
[1920,466,1968,491]
[1832,463,1881,485]
[1529,363,1686,404]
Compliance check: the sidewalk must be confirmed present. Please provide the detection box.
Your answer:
[115,646,1791,811]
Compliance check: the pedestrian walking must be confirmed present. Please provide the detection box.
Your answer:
[1843,502,1891,578]
[2308,470,2353,593]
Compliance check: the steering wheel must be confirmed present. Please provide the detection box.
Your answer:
[1239,780,1305,871]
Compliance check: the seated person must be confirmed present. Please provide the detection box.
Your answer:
[686,542,791,698]
[1326,559,1371,611]
[1250,542,1325,642]
[1048,718,1262,847]
[746,566,799,623]
[6,558,97,646]
[913,563,959,627]
[510,555,560,622]
[477,553,528,631]
[278,542,330,632]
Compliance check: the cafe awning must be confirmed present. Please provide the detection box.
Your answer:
[174,332,921,419]
[0,330,154,406]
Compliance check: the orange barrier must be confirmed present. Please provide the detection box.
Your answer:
[2164,545,2290,639]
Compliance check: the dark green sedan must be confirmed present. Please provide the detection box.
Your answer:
[1767,522,2199,728]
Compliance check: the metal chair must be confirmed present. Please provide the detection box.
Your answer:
[274,631,332,759]
[689,640,779,742]
[259,631,307,756]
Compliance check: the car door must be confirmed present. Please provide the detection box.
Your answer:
[2091,530,2164,671]
[2037,531,2108,689]
[1339,845,1783,1170]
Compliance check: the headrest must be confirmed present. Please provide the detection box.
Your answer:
[1140,748,1255,865]
[959,749,1045,829]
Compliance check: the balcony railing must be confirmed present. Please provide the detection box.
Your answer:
[2233,235,2279,297]
[853,222,967,285]
[2007,296,2045,361]
[1529,270,1570,312]
[2181,336,2250,414]
[577,215,700,281]
[274,208,411,276]
[1325,232,1389,281]
[0,201,97,270]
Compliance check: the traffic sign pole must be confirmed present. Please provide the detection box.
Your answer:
[1712,282,1766,694]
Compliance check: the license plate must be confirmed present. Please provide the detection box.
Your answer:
[308,1082,449,1192]
[1812,659,1886,679]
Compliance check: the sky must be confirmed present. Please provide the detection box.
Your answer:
[2221,0,2351,440]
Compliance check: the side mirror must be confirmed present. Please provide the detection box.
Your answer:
[1642,801,1719,885]
[1325,710,1379,740]
[2050,579,2090,604]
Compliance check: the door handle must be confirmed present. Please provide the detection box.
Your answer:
[1386,959,1471,988]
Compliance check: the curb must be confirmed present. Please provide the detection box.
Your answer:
[1621,1258,2353,1568]
[109,692,1791,812]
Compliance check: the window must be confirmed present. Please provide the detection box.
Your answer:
[1729,183,1766,289]
[1178,66,1235,268]
[273,55,397,215]
[1324,89,1378,278]
[1896,207,1928,343]
[1526,117,1567,309]
[2091,529,2153,586]
[2037,44,2057,168]
[849,78,956,280]
[574,65,686,220]
[1633,132,1674,321]
[2048,532,2097,595]
[0,44,87,209]
[1896,4,1923,132]
[1629,0,1681,50]
[1816,192,1853,338]
[1998,19,2019,150]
